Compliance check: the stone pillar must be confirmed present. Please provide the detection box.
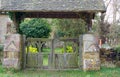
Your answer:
[82,34,100,71]
[3,34,22,69]
[0,15,12,44]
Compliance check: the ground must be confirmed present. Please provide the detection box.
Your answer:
[1,48,119,77]
[0,64,120,77]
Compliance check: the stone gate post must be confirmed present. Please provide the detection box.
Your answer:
[81,34,100,71]
[3,34,22,69]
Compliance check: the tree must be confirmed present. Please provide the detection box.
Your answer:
[104,0,120,45]
[91,13,110,43]
[104,0,120,24]
[19,18,51,38]
[56,19,86,38]
[92,0,120,45]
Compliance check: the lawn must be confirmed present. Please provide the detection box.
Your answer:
[42,48,63,66]
[0,64,120,77]
[1,48,120,77]
[43,48,63,54]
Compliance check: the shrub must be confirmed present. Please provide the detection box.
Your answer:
[26,45,38,53]
[57,19,86,38]
[19,18,51,38]
[114,45,120,53]
[62,46,73,53]
[115,48,120,53]
[0,45,4,51]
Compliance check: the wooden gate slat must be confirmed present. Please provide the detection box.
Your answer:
[25,38,79,69]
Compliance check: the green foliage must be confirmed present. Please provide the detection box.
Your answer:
[0,45,4,51]
[56,19,86,38]
[114,45,120,53]
[0,65,6,73]
[8,12,25,21]
[1,66,120,77]
[19,18,51,38]
[0,64,19,74]
[62,46,73,53]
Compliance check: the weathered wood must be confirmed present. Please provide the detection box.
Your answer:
[54,53,78,69]
[49,39,55,69]
[37,54,43,68]
[25,12,91,18]
[64,42,67,53]
[55,54,64,69]
[85,13,93,31]
[79,35,83,69]
[12,12,22,33]
[27,38,52,42]
[21,35,26,69]
[25,38,79,69]
[65,53,78,68]
[26,42,30,66]
[59,38,78,41]
[27,38,79,42]
[26,53,38,67]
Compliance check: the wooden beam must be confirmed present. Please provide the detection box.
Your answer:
[12,12,25,33]
[82,13,94,31]
[12,12,18,33]
[24,12,89,18]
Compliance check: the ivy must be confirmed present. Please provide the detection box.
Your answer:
[8,12,25,21]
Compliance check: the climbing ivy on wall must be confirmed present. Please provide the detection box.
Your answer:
[8,12,25,22]
[8,12,14,20]
[8,12,26,33]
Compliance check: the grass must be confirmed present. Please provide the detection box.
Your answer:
[42,48,63,66]
[43,54,48,66]
[1,48,119,77]
[43,48,63,54]
[0,65,120,77]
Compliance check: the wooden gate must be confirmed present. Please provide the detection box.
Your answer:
[24,38,80,69]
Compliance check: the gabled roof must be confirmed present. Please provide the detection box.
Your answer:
[0,0,106,12]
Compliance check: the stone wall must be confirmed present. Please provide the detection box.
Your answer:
[82,34,100,71]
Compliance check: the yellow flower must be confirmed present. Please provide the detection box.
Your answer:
[26,45,38,53]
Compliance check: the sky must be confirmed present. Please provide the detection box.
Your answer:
[104,0,120,24]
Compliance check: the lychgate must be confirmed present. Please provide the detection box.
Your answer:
[0,0,105,70]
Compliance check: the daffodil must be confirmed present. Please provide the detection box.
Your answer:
[26,45,38,53]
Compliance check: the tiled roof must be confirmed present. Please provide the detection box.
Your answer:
[0,0,106,12]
